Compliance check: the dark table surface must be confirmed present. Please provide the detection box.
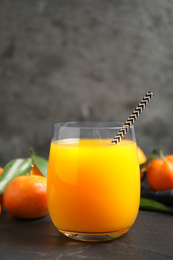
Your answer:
[0,207,173,260]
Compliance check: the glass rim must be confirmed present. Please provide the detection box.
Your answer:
[53,121,135,130]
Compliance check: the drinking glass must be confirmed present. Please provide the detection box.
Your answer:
[47,122,140,242]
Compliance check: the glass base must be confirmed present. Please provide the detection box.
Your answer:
[59,228,129,242]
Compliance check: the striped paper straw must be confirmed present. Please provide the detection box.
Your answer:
[111,91,154,144]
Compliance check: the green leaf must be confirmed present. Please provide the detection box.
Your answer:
[140,148,160,171]
[140,197,173,214]
[0,158,32,194]
[31,154,48,177]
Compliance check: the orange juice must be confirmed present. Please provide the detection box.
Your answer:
[47,138,140,235]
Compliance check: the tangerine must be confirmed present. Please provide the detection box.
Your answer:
[146,154,173,191]
[3,175,48,219]
[31,163,43,176]
[0,167,4,214]
[137,146,147,165]
[137,147,147,179]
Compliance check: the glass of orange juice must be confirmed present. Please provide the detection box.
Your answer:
[47,122,140,242]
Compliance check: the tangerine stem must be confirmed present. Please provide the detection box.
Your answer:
[29,148,35,176]
[29,163,34,177]
[29,147,35,157]
[158,147,166,161]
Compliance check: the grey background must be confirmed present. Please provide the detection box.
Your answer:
[0,0,173,165]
